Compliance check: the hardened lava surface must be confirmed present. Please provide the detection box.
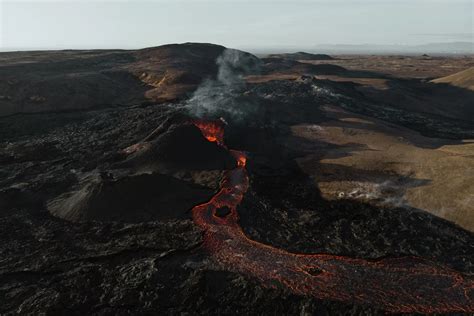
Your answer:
[191,121,473,314]
[0,72,473,314]
[0,106,397,315]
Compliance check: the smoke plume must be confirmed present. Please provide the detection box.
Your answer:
[186,49,261,121]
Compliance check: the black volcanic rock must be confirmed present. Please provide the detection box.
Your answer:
[122,123,237,172]
[0,43,260,116]
[261,57,347,75]
[131,43,228,102]
[135,42,226,62]
[215,206,231,218]
[0,54,148,116]
[47,172,214,223]
[0,209,384,315]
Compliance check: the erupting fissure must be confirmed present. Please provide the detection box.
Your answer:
[191,120,473,313]
[192,119,225,146]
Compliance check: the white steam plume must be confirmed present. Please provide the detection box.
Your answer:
[185,49,260,121]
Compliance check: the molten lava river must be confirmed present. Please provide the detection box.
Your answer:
[191,121,473,313]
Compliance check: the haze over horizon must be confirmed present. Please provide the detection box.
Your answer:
[1,0,473,53]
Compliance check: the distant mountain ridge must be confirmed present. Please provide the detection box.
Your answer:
[266,52,334,60]
[312,42,473,55]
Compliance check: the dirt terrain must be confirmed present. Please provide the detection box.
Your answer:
[0,43,258,116]
[293,106,474,231]
[0,44,473,314]
[304,54,474,79]
[252,54,474,231]
[432,66,474,90]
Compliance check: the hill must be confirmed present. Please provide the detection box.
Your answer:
[267,52,334,60]
[432,67,474,91]
[0,43,258,116]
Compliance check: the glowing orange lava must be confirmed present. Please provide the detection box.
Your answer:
[192,119,225,146]
[192,121,474,313]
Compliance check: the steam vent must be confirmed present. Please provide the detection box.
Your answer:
[1,41,473,314]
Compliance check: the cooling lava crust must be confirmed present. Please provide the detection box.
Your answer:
[191,121,473,314]
[1,44,474,314]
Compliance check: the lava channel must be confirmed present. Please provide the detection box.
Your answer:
[191,120,474,314]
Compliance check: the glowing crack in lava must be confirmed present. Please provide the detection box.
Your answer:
[191,120,473,313]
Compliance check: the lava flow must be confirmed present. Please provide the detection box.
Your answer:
[191,120,473,313]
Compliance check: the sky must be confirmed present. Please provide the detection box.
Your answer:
[0,0,473,52]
